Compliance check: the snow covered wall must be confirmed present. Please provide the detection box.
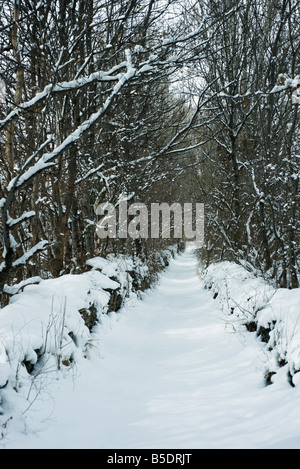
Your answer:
[200,261,300,387]
[0,246,178,432]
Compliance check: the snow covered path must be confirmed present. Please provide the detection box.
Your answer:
[3,248,300,449]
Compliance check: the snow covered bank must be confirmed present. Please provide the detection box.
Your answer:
[200,261,300,387]
[0,246,178,438]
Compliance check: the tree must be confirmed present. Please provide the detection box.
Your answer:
[0,0,214,302]
[184,0,299,288]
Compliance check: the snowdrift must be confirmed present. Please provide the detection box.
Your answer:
[200,261,300,387]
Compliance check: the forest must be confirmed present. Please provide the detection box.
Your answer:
[0,0,299,304]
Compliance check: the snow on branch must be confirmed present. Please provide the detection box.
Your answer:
[75,163,105,185]
[162,25,209,47]
[6,211,36,228]
[0,61,129,131]
[7,51,136,190]
[3,276,42,296]
[12,241,49,268]
[218,75,300,103]
[3,135,55,200]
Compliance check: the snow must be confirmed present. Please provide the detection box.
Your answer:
[200,260,300,387]
[4,276,42,295]
[6,211,36,228]
[86,256,119,278]
[1,248,300,448]
[12,240,49,267]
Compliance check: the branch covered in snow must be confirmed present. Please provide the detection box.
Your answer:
[217,75,300,101]
[12,241,49,268]
[0,62,130,131]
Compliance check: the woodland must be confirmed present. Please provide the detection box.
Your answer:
[0,0,299,307]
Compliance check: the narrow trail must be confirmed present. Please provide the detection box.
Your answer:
[5,248,300,449]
